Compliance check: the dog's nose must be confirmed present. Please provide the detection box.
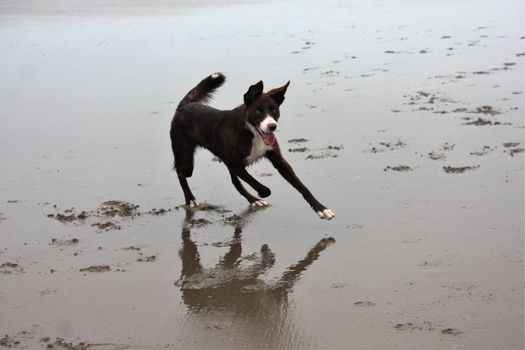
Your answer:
[268,123,277,132]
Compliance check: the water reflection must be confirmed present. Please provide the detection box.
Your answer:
[175,207,335,346]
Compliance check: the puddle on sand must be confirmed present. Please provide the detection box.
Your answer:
[173,207,335,348]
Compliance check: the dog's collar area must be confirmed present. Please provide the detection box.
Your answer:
[245,121,258,135]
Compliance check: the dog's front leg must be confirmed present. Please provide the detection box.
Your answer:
[266,148,335,220]
[229,166,271,198]
[228,170,269,207]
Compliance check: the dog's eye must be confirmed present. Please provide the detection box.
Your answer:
[255,109,262,115]
[272,108,277,114]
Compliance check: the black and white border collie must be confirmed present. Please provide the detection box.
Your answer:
[170,73,335,220]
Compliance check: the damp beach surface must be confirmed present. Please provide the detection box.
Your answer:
[0,0,524,349]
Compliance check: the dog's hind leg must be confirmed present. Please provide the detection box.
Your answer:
[173,136,199,207]
[229,170,269,207]
[173,139,196,178]
[178,176,199,207]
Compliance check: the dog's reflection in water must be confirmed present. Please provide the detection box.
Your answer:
[175,207,335,316]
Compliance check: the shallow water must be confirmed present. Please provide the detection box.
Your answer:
[1,0,524,349]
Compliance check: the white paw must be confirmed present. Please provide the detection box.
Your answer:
[317,208,335,220]
[250,200,269,207]
[188,200,199,208]
[211,73,221,79]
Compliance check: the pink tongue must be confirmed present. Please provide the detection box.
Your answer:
[262,132,276,145]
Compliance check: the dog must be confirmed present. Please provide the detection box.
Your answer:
[170,73,335,220]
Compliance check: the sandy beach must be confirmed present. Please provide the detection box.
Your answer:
[1,0,523,349]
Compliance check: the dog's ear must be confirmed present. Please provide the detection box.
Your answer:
[267,81,290,106]
[244,81,264,106]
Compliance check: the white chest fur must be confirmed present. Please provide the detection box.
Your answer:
[245,123,273,165]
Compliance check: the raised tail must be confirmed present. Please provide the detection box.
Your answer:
[177,73,226,108]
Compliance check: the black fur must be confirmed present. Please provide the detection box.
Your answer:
[170,73,333,219]
[178,73,226,108]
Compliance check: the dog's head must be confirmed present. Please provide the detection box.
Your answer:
[243,80,290,146]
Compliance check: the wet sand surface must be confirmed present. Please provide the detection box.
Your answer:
[1,0,523,348]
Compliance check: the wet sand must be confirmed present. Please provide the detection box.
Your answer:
[0,0,524,349]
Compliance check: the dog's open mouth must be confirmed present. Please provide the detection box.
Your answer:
[257,128,276,146]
